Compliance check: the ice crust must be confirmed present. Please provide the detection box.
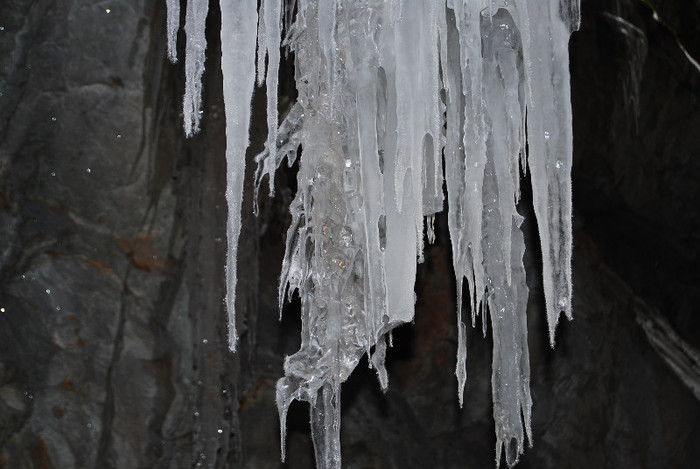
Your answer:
[168,1,578,467]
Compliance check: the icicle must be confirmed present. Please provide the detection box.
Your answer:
[371,335,389,391]
[183,0,209,137]
[167,0,580,466]
[166,0,180,63]
[262,0,283,192]
[510,0,576,345]
[220,0,258,351]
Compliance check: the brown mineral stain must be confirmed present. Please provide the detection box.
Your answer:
[59,379,73,391]
[69,315,79,322]
[77,337,86,347]
[240,378,272,412]
[116,234,169,272]
[83,257,116,276]
[52,406,64,418]
[35,434,51,469]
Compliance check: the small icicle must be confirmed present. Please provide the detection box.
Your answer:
[263,0,283,190]
[371,335,389,391]
[183,0,209,136]
[166,0,180,63]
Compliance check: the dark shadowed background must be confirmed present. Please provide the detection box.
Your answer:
[1,0,699,467]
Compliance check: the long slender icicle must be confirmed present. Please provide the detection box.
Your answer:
[220,0,258,351]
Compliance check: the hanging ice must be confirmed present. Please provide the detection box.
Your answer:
[167,0,579,467]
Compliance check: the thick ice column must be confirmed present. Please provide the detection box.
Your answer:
[510,0,576,345]
[453,0,489,328]
[481,7,525,287]
[349,4,387,351]
[220,0,258,351]
[482,154,531,468]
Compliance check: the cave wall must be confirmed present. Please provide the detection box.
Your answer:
[0,0,698,467]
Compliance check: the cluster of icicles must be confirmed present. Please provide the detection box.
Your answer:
[167,0,579,467]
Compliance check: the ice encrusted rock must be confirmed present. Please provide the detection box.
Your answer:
[167,1,579,467]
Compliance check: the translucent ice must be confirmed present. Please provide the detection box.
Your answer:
[167,0,579,467]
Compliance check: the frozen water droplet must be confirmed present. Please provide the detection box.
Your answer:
[50,172,56,177]
[544,131,550,140]
[555,160,563,169]
[51,116,56,122]
[217,429,223,434]
[202,338,208,344]
[105,8,111,14]
[56,306,61,311]
[194,411,200,417]
[45,289,51,294]
[87,422,92,428]
[558,297,568,308]
[86,168,91,173]
[0,307,5,313]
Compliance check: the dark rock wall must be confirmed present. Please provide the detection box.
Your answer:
[0,0,698,467]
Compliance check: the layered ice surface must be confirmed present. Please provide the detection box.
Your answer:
[167,1,579,467]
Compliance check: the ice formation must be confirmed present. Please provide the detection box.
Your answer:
[167,0,579,467]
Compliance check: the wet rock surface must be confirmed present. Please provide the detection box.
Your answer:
[1,0,699,467]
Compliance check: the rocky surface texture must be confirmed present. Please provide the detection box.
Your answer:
[0,0,698,467]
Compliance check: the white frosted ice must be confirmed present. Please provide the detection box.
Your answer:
[183,0,209,137]
[220,0,258,351]
[166,0,180,63]
[168,0,579,467]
